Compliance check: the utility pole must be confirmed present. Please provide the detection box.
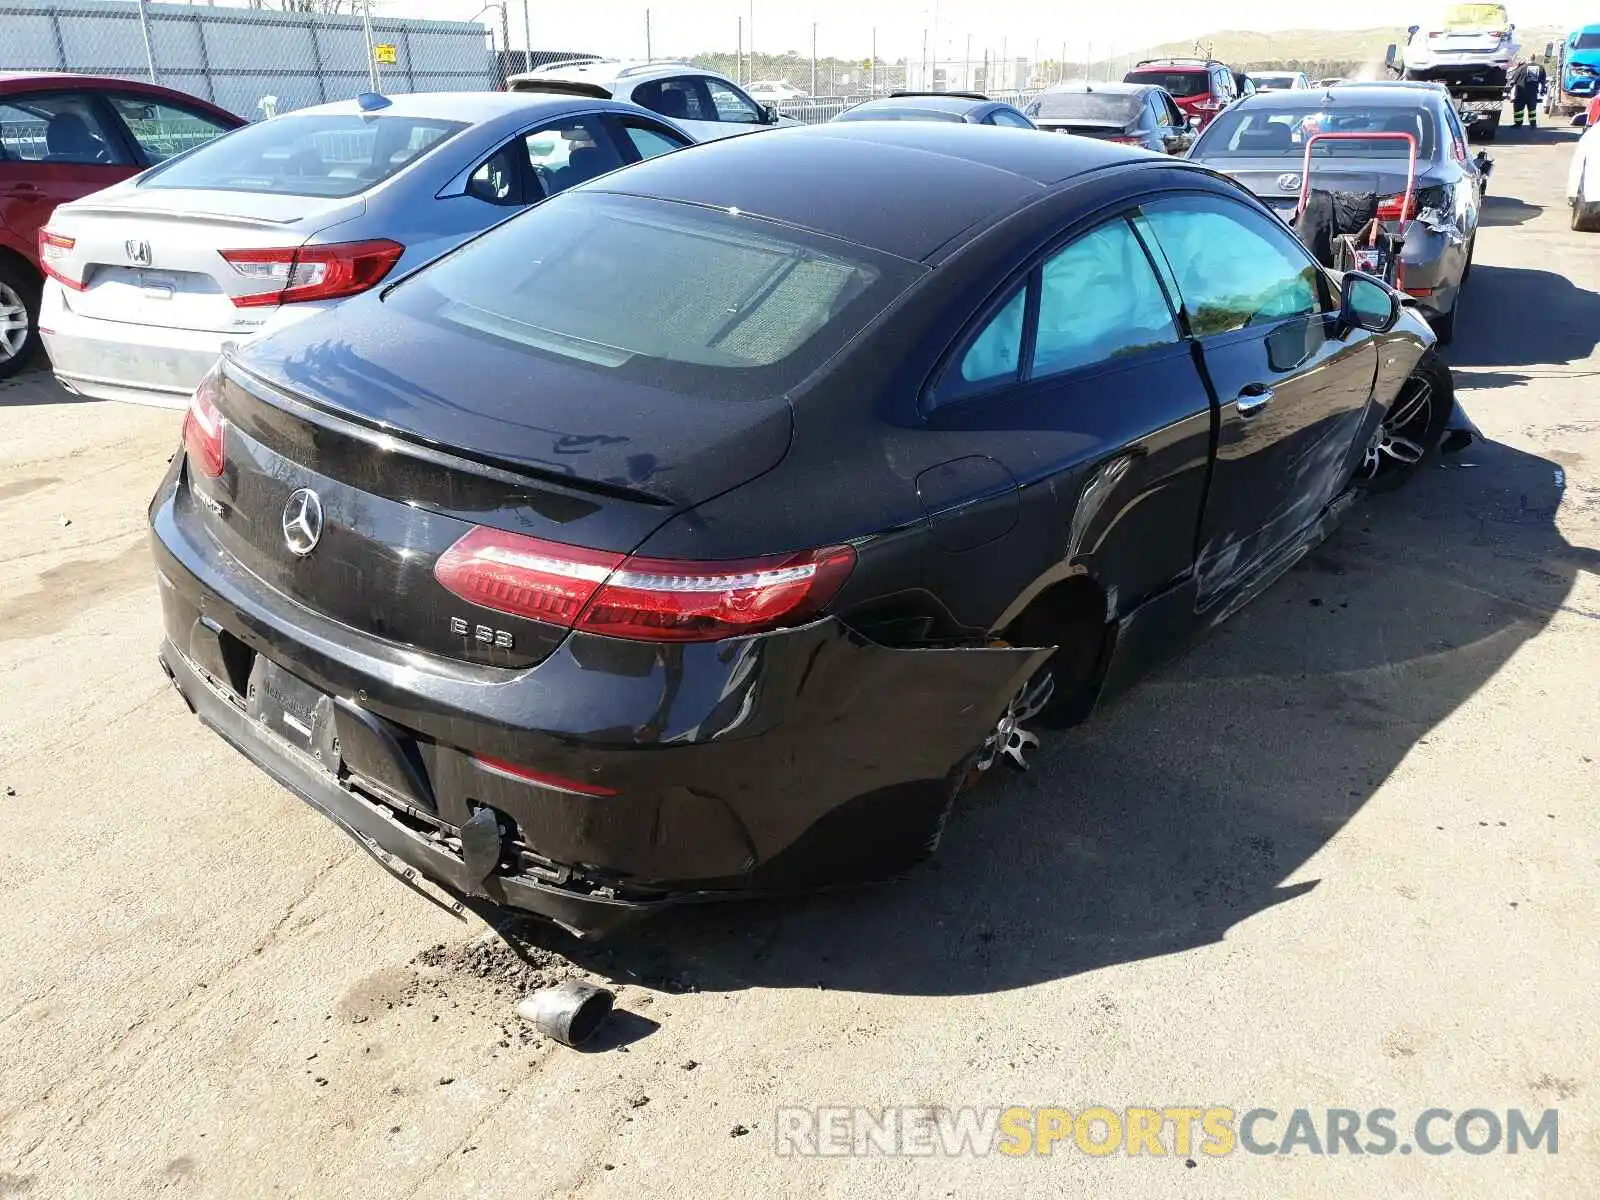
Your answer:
[1032,37,1038,86]
[811,23,817,96]
[965,33,972,90]
[871,27,877,95]
[644,8,651,61]
[1060,40,1066,83]
[930,0,939,90]
[737,17,743,84]
[135,0,158,82]
[500,3,510,77]
[921,28,928,89]
[522,0,532,74]
[1085,41,1092,81]
[749,0,754,80]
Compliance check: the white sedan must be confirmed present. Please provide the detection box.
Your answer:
[1567,119,1600,231]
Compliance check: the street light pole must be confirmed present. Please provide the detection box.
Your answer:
[811,22,817,96]
[644,9,652,61]
[361,0,380,90]
[135,0,158,83]
[522,0,532,74]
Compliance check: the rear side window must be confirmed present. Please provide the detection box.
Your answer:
[1034,221,1178,377]
[107,95,233,163]
[1127,70,1207,98]
[953,287,1027,394]
[633,78,713,123]
[391,191,923,400]
[141,114,465,197]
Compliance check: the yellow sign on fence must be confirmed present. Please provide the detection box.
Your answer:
[374,43,398,66]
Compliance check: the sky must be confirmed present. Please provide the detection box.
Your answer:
[368,0,1598,61]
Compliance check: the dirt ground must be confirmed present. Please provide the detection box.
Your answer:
[2,130,1597,1200]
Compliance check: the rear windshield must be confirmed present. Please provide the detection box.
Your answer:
[387,191,924,401]
[836,104,964,122]
[1030,92,1143,122]
[1125,70,1207,98]
[1195,104,1438,158]
[141,114,466,198]
[1252,73,1299,89]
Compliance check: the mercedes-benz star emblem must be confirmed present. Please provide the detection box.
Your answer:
[125,238,152,267]
[281,488,324,557]
[1276,173,1302,192]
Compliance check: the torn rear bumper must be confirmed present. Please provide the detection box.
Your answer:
[150,471,1049,935]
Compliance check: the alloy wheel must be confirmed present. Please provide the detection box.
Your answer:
[1360,372,1435,479]
[0,281,29,364]
[972,670,1055,774]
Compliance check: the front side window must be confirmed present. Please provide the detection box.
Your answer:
[141,114,464,197]
[524,116,624,197]
[632,78,713,123]
[703,78,763,124]
[108,95,232,163]
[0,93,122,165]
[1141,193,1327,336]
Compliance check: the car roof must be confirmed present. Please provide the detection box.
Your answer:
[1130,59,1223,71]
[511,59,724,88]
[1236,85,1440,108]
[584,120,1173,261]
[279,90,621,123]
[0,71,242,118]
[848,94,992,116]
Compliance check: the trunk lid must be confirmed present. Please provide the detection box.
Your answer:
[188,297,793,668]
[1218,160,1419,217]
[1035,119,1136,139]
[48,188,362,333]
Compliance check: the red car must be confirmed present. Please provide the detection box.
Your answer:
[1123,58,1240,132]
[0,73,242,378]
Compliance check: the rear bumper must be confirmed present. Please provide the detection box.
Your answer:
[149,465,1047,934]
[38,284,321,407]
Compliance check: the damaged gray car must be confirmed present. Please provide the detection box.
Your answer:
[152,121,1459,936]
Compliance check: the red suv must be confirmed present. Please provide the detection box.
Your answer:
[0,73,241,378]
[1122,58,1239,132]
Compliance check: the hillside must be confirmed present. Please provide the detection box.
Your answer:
[1130,24,1567,75]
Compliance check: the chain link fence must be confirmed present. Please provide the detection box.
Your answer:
[1,0,496,119]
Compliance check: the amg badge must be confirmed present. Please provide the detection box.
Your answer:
[451,617,513,648]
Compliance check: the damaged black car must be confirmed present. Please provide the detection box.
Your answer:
[152,121,1453,936]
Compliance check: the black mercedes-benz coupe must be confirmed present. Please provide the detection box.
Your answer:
[151,121,1452,936]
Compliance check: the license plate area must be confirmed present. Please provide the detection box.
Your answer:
[246,655,340,774]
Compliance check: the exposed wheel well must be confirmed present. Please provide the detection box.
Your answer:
[0,245,41,291]
[996,574,1114,726]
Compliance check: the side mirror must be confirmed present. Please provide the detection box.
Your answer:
[1385,43,1400,70]
[1406,24,1419,36]
[1545,42,1556,58]
[1340,272,1399,335]
[761,103,780,125]
[1187,115,1200,130]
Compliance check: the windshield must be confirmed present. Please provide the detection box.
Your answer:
[142,114,465,197]
[387,191,924,401]
[1030,92,1143,122]
[1253,73,1300,89]
[1575,32,1600,49]
[1442,3,1508,28]
[1126,70,1207,98]
[1195,103,1438,158]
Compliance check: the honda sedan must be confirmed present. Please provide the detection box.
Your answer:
[151,123,1451,935]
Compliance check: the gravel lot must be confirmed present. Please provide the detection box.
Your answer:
[1,130,1596,1199]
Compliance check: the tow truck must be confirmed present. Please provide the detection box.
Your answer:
[1385,39,1508,141]
[1541,27,1600,124]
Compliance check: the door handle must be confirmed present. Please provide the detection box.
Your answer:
[1236,386,1275,417]
[3,183,42,195]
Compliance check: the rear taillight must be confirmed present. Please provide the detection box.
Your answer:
[37,229,83,291]
[1195,97,1223,112]
[1110,135,1144,145]
[219,239,404,307]
[1376,193,1417,221]
[434,528,857,643]
[182,370,226,478]
[473,755,618,797]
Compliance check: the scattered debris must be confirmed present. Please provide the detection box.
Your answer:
[627,1095,649,1109]
[681,1060,699,1072]
[438,1077,455,1086]
[729,1124,751,1138]
[3,786,14,797]
[58,516,71,527]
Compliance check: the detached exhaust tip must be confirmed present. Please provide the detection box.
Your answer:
[516,980,614,1047]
